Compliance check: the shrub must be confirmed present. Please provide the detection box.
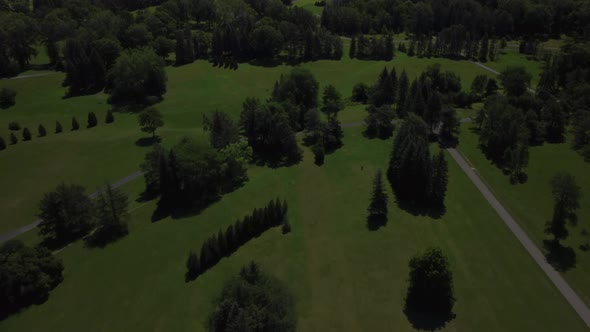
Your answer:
[71,117,79,131]
[87,112,98,128]
[55,121,63,133]
[38,125,47,137]
[8,121,20,131]
[10,132,17,144]
[22,128,31,141]
[0,87,17,108]
[0,136,5,150]
[105,110,114,123]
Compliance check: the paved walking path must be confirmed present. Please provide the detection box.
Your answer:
[0,171,144,243]
[447,148,590,328]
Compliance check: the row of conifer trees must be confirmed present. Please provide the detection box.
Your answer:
[185,198,289,281]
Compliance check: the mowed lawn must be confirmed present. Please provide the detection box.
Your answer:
[0,127,586,332]
[458,123,590,307]
[0,47,496,233]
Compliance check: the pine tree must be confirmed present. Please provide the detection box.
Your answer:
[186,250,200,280]
[55,121,63,133]
[371,67,394,106]
[429,151,449,207]
[390,67,398,104]
[217,230,228,257]
[397,70,410,116]
[38,124,47,137]
[183,27,195,64]
[424,92,442,133]
[488,39,497,61]
[385,33,394,61]
[22,128,31,141]
[87,112,98,128]
[313,140,325,166]
[105,110,114,124]
[479,35,489,62]
[367,170,388,229]
[175,30,186,65]
[72,117,80,131]
[349,36,357,59]
[225,224,236,254]
[10,132,17,145]
[0,136,5,150]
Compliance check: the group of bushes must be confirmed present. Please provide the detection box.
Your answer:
[185,199,290,281]
[0,111,114,151]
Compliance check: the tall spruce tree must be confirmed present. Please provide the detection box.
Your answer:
[0,136,5,150]
[428,151,449,207]
[38,125,47,137]
[186,250,200,281]
[397,70,410,116]
[367,170,388,229]
[349,36,356,59]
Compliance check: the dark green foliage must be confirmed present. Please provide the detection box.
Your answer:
[8,121,20,131]
[321,84,344,116]
[429,151,449,207]
[405,247,455,317]
[240,99,302,166]
[545,173,582,242]
[0,88,17,108]
[478,96,530,181]
[364,104,395,139]
[499,66,532,97]
[479,34,489,62]
[62,38,106,96]
[370,67,395,107]
[38,183,94,246]
[282,216,291,234]
[250,24,284,60]
[440,108,460,145]
[349,36,356,59]
[424,92,442,133]
[0,136,5,150]
[152,36,175,60]
[271,68,319,129]
[350,34,393,60]
[313,141,325,166]
[323,116,343,152]
[573,112,590,161]
[10,132,17,145]
[485,78,499,96]
[140,144,166,197]
[186,200,288,280]
[0,240,64,318]
[88,183,129,247]
[367,170,388,229]
[105,110,114,124]
[55,121,63,133]
[208,262,296,332]
[203,110,240,149]
[71,117,79,131]
[107,48,167,104]
[0,12,37,77]
[138,106,164,138]
[38,125,47,137]
[175,27,195,65]
[470,75,488,100]
[87,112,98,128]
[22,128,31,141]
[352,82,369,103]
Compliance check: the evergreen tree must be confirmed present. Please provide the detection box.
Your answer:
[428,151,449,207]
[10,132,17,145]
[544,100,565,143]
[217,230,228,257]
[367,170,388,229]
[479,35,489,62]
[440,108,460,145]
[105,110,115,124]
[175,30,186,65]
[321,85,344,116]
[349,36,356,59]
[323,116,343,152]
[371,67,394,106]
[183,27,195,64]
[485,78,499,96]
[72,117,79,131]
[313,140,325,166]
[55,121,63,133]
[38,125,47,137]
[384,33,394,61]
[397,70,410,116]
[186,250,200,281]
[424,92,442,133]
[87,112,98,128]
[0,136,5,150]
[22,128,31,141]
[545,172,582,242]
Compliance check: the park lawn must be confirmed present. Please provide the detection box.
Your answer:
[0,126,587,332]
[0,47,495,233]
[293,0,323,15]
[457,123,590,307]
[487,48,544,87]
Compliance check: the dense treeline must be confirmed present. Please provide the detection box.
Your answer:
[349,34,394,61]
[321,0,590,40]
[208,262,296,331]
[402,33,499,62]
[186,199,288,281]
[0,240,64,319]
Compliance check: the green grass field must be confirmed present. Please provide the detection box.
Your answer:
[0,127,587,331]
[458,123,590,307]
[0,46,497,234]
[293,0,323,15]
[489,48,544,87]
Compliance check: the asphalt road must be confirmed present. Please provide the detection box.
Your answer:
[447,148,590,328]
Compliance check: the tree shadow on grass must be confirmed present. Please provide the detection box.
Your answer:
[150,196,222,223]
[135,136,162,147]
[543,239,577,272]
[396,199,446,220]
[404,308,455,331]
[367,215,387,231]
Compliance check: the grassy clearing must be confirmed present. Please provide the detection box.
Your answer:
[458,123,590,307]
[293,0,323,15]
[0,45,496,233]
[0,126,586,331]
[488,48,544,87]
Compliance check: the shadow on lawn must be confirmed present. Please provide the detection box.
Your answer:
[135,136,161,147]
[543,239,577,272]
[366,215,387,231]
[404,308,456,331]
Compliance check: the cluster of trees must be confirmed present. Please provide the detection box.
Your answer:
[349,34,394,61]
[186,199,289,281]
[536,40,590,161]
[387,114,449,210]
[37,182,130,247]
[0,240,64,318]
[0,12,37,77]
[1,111,115,151]
[405,247,455,323]
[320,0,590,40]
[402,32,498,62]
[0,87,16,108]
[545,172,582,243]
[208,262,296,331]
[367,170,388,230]
[140,138,249,211]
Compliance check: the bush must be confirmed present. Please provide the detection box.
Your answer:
[71,117,79,131]
[0,87,17,108]
[87,112,98,128]
[282,218,291,234]
[8,121,20,131]
[55,121,63,133]
[0,136,5,150]
[352,82,370,103]
[22,128,31,141]
[38,125,47,137]
[105,110,114,123]
[10,132,17,145]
